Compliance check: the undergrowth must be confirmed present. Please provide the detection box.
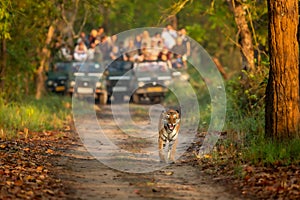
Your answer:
[222,68,300,165]
[0,94,71,139]
[245,137,300,165]
[169,64,300,166]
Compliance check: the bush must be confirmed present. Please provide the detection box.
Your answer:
[224,67,268,142]
[221,67,300,165]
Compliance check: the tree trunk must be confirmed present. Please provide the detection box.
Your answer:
[212,57,228,80]
[0,38,7,92]
[100,3,110,33]
[228,0,255,71]
[24,72,30,95]
[168,15,178,30]
[35,25,55,99]
[298,2,300,96]
[265,0,299,140]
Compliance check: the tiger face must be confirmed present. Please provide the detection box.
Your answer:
[163,109,180,132]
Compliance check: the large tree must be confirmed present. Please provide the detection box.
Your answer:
[265,0,299,140]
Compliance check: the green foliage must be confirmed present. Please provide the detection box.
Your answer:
[177,0,269,72]
[0,0,14,39]
[0,95,71,139]
[185,24,207,43]
[0,0,60,100]
[245,137,300,165]
[245,0,268,48]
[221,66,268,150]
[226,67,268,115]
[225,99,265,142]
[219,65,300,166]
[177,0,241,71]
[107,0,173,33]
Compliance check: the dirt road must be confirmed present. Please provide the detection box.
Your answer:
[56,103,244,200]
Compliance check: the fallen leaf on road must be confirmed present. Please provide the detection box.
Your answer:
[43,189,55,195]
[14,180,23,186]
[163,171,174,176]
[36,166,43,172]
[46,149,54,154]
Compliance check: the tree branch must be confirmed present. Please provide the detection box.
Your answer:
[158,0,191,26]
[76,8,88,38]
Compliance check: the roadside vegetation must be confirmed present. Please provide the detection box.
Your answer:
[224,68,300,166]
[0,95,71,139]
[166,62,300,166]
[165,60,300,198]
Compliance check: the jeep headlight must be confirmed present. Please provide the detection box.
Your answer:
[138,81,145,87]
[47,80,53,86]
[70,81,75,87]
[96,82,101,88]
[164,80,171,86]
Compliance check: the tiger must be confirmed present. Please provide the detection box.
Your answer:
[158,108,181,163]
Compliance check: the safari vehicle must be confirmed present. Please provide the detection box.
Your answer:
[46,62,72,94]
[131,61,172,103]
[105,60,134,103]
[70,62,107,105]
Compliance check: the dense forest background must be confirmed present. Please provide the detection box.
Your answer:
[0,0,269,99]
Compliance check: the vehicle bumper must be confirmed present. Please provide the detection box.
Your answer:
[135,86,168,96]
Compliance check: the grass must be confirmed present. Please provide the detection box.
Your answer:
[0,94,71,139]
[223,84,300,165]
[245,137,300,166]
[224,73,300,165]
[222,85,300,166]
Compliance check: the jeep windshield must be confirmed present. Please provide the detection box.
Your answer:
[72,62,103,73]
[107,60,133,74]
[53,62,71,73]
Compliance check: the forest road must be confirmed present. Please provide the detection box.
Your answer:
[56,103,245,200]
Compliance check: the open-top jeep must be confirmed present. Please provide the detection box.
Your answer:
[70,61,107,104]
[46,62,72,94]
[105,60,134,103]
[131,61,172,103]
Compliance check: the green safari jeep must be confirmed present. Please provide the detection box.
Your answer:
[70,61,107,105]
[131,61,172,103]
[46,62,72,94]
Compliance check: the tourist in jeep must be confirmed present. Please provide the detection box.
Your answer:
[74,40,88,61]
